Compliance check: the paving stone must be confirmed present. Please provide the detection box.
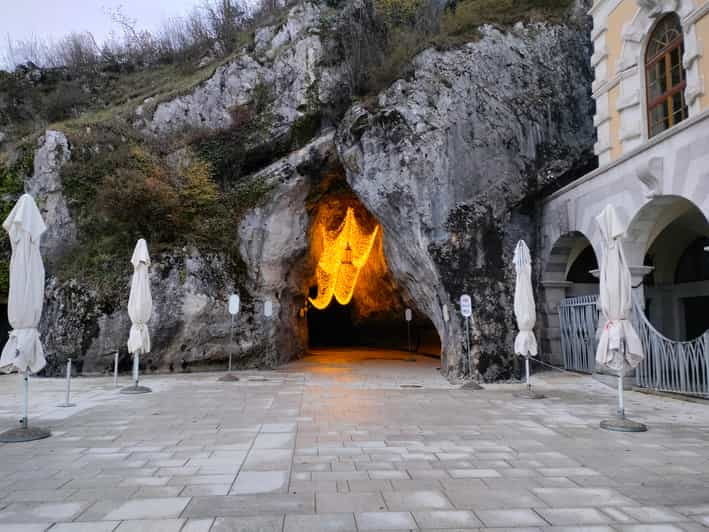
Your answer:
[317,492,387,513]
[182,494,313,518]
[620,506,687,523]
[476,508,548,527]
[211,516,284,532]
[535,507,613,525]
[355,511,418,530]
[113,519,185,531]
[0,502,88,523]
[412,509,482,528]
[382,490,453,510]
[532,488,636,507]
[43,523,119,532]
[103,498,190,520]
[230,471,289,494]
[284,512,357,531]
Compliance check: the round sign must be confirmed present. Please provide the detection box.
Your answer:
[228,294,240,315]
[460,294,472,318]
[405,308,412,322]
[264,299,273,318]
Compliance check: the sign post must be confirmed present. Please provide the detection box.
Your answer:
[219,294,240,382]
[460,295,482,390]
[405,308,412,352]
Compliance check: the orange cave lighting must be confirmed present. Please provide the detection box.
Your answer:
[309,207,380,310]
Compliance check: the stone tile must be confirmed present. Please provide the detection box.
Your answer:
[44,523,119,532]
[253,433,295,449]
[620,506,687,523]
[532,488,636,507]
[355,511,418,530]
[476,508,548,527]
[114,519,185,531]
[535,507,613,525]
[0,502,88,523]
[103,498,190,520]
[0,525,52,532]
[241,449,293,471]
[444,486,546,510]
[317,492,387,513]
[230,471,289,495]
[412,509,482,528]
[448,469,501,479]
[182,494,313,518]
[284,513,357,531]
[181,519,215,532]
[180,484,230,496]
[211,516,284,532]
[382,490,453,510]
[615,526,687,532]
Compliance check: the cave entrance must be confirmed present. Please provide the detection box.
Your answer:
[305,184,440,356]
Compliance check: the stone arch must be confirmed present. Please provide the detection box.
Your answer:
[540,231,599,365]
[625,194,709,339]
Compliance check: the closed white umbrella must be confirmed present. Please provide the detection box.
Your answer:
[121,238,153,394]
[0,194,50,441]
[595,205,646,431]
[513,240,543,399]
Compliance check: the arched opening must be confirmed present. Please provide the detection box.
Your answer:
[640,200,709,340]
[645,12,687,138]
[541,231,599,365]
[304,174,441,357]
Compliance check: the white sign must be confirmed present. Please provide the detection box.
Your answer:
[442,304,450,323]
[228,294,240,315]
[405,308,412,322]
[264,299,273,318]
[460,294,472,318]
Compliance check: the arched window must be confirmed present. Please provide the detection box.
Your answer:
[646,13,688,138]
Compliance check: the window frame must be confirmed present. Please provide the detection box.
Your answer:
[644,14,688,139]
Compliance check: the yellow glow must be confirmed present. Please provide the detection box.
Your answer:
[309,207,380,309]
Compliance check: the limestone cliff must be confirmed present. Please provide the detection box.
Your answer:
[7,0,594,379]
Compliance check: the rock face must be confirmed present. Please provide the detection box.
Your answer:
[26,130,76,262]
[336,23,594,378]
[28,2,594,379]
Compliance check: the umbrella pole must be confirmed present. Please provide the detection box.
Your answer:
[526,357,531,393]
[218,313,239,382]
[133,351,140,388]
[22,368,28,429]
[618,366,624,418]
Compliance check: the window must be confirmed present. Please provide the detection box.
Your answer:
[645,14,688,138]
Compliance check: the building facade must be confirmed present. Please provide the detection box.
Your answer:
[539,0,709,365]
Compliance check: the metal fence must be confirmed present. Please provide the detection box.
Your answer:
[558,295,599,373]
[633,300,709,396]
[557,293,709,396]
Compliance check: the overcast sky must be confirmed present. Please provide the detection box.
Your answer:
[1,0,204,66]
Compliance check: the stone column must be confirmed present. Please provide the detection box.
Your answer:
[540,280,572,366]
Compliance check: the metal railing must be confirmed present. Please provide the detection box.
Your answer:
[632,300,709,397]
[559,295,599,373]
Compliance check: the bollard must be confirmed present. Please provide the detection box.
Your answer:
[58,358,75,407]
[113,352,119,386]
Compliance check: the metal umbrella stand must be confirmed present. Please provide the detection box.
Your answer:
[514,356,545,399]
[0,368,51,442]
[58,358,76,407]
[121,351,151,394]
[219,294,240,382]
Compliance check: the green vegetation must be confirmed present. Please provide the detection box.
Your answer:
[56,115,274,306]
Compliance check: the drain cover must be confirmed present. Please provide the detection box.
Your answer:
[400,384,423,389]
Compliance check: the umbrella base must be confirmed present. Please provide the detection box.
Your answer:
[460,381,483,390]
[218,373,240,382]
[0,426,51,442]
[600,416,647,432]
[57,403,76,408]
[120,385,152,394]
[514,389,546,400]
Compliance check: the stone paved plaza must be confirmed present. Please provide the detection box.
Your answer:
[0,349,708,531]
